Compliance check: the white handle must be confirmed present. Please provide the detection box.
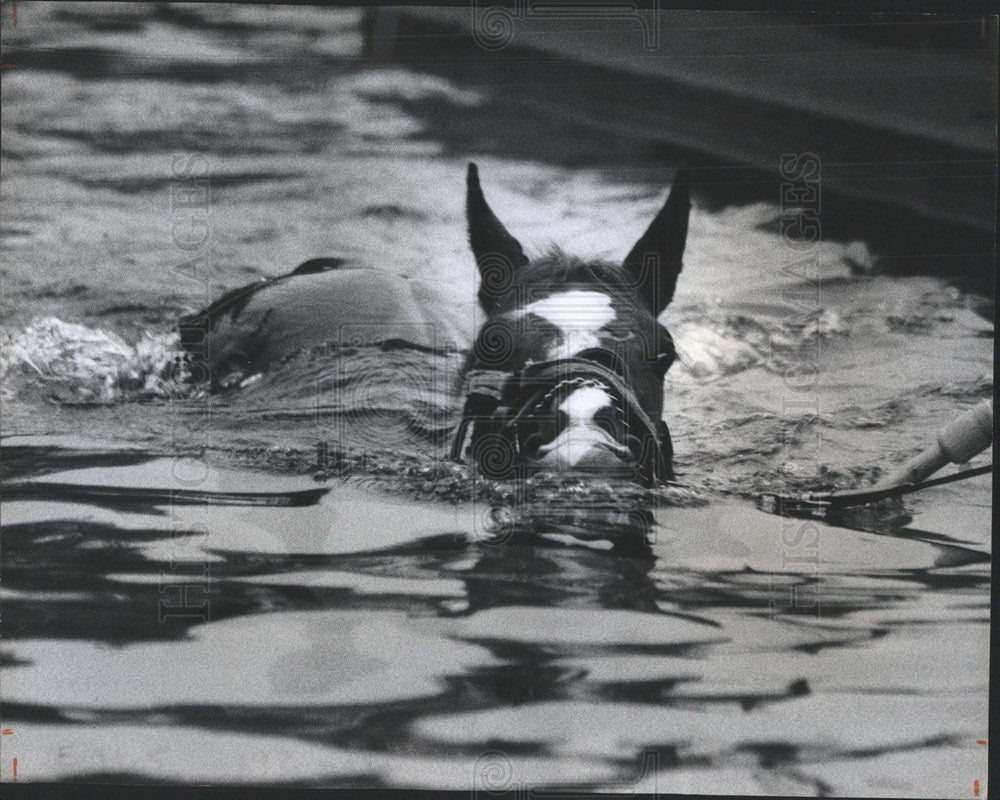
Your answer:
[874,398,993,489]
[938,398,993,464]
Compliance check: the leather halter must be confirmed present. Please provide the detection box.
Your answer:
[451,349,671,485]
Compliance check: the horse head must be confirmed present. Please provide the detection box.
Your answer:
[454,163,691,486]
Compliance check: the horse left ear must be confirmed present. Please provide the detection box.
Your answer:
[622,167,691,315]
[467,163,529,312]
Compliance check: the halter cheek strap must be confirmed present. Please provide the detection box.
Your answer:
[449,369,510,462]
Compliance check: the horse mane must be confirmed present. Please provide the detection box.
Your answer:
[525,246,630,287]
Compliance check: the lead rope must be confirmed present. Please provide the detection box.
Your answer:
[759,463,992,517]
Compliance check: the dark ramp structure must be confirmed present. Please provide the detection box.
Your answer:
[364,9,996,306]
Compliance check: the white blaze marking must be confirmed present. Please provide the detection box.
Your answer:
[538,385,620,467]
[516,290,616,360]
[560,385,612,420]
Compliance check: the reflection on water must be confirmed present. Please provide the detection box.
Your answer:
[0,448,989,793]
[0,3,992,795]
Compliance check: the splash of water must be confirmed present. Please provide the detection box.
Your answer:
[673,307,848,380]
[1,317,192,404]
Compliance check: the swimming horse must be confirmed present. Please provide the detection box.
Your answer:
[454,164,690,486]
[180,164,690,485]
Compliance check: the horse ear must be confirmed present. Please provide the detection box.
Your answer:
[622,167,691,315]
[466,163,528,301]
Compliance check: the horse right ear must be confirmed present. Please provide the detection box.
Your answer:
[467,163,528,311]
[622,167,691,316]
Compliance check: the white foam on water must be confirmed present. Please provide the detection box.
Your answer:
[670,308,851,381]
[1,317,189,403]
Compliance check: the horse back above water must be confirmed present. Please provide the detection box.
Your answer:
[179,257,470,388]
[180,164,691,484]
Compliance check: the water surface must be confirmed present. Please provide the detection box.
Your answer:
[0,5,992,795]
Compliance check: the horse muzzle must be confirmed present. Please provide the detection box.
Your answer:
[453,357,672,485]
[533,424,633,470]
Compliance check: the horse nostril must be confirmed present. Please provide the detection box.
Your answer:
[603,439,632,460]
[625,434,643,458]
[524,432,549,456]
[594,416,616,438]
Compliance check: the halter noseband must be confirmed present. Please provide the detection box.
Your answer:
[451,349,671,485]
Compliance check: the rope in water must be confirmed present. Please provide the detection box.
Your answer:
[759,463,992,516]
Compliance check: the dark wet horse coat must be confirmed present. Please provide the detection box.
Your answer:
[179,257,470,388]
[180,164,691,483]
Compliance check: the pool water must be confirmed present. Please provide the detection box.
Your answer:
[0,5,992,795]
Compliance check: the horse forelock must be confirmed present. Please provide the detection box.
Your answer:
[519,248,635,300]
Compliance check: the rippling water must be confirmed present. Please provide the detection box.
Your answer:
[0,5,993,795]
